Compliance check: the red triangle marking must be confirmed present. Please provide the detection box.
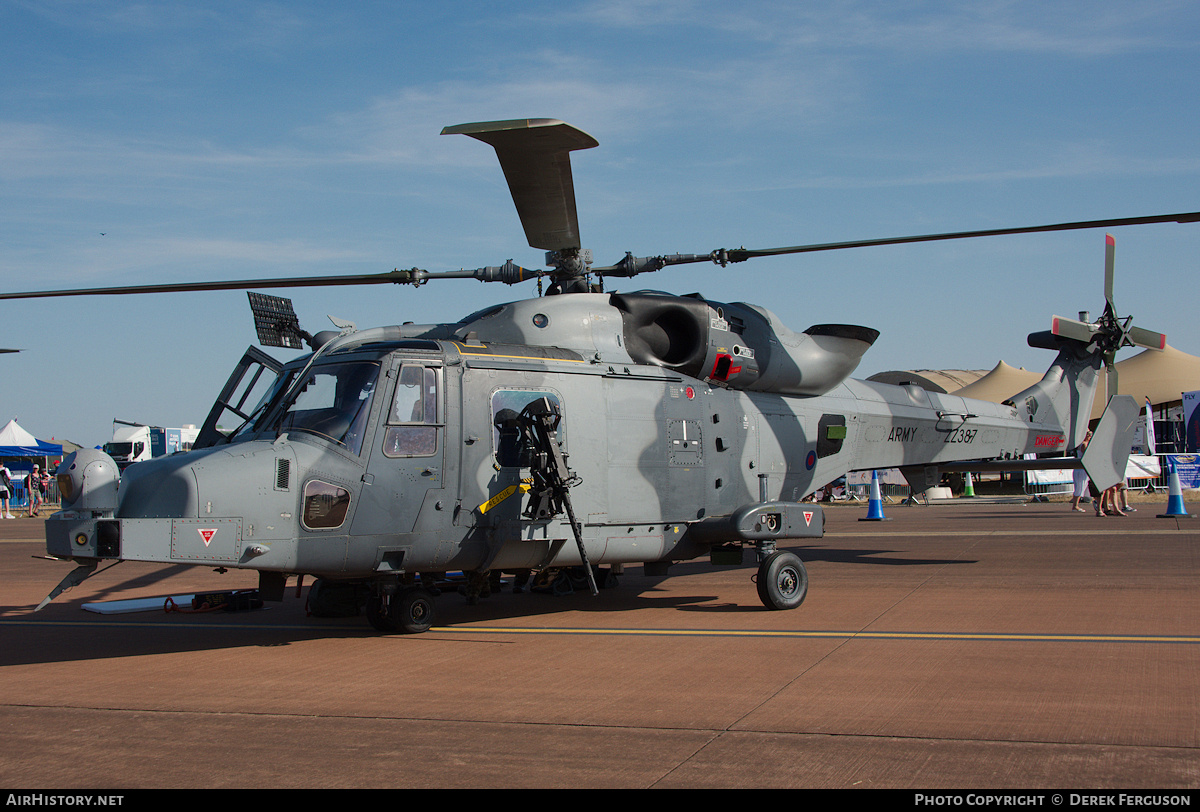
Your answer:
[197,528,218,547]
[803,510,814,526]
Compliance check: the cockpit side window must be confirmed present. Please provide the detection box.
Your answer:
[382,364,440,458]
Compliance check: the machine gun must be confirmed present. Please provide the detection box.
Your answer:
[518,397,599,597]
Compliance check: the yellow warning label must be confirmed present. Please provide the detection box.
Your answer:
[478,485,517,514]
[477,482,532,514]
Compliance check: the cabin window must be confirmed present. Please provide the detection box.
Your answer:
[382,364,440,458]
[490,389,565,467]
[817,414,847,458]
[302,479,351,530]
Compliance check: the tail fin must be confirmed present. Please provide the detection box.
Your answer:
[1007,332,1138,490]
[1006,332,1104,451]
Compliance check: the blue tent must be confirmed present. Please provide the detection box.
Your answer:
[0,419,62,507]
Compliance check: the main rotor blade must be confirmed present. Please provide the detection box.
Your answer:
[0,269,428,301]
[442,118,598,253]
[0,261,547,301]
[716,211,1200,264]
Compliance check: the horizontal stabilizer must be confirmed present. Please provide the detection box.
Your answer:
[1081,395,1139,491]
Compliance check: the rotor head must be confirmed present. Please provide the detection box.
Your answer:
[1048,234,1166,400]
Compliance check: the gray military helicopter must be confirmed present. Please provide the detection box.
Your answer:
[11,118,1198,633]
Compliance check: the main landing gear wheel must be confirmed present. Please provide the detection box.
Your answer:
[366,587,437,634]
[756,550,808,610]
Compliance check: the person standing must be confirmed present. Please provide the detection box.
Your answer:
[27,464,45,517]
[1071,430,1092,513]
[1102,482,1127,516]
[0,462,13,519]
[1116,481,1134,513]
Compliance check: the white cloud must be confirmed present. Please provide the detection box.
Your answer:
[571,0,1196,56]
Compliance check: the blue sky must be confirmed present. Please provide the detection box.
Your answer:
[3,0,1198,447]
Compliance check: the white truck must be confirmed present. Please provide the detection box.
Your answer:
[102,421,199,470]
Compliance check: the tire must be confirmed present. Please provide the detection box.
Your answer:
[756,551,808,610]
[307,579,368,618]
[392,588,436,634]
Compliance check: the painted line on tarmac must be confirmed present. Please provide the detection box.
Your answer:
[825,529,1197,537]
[427,627,1200,644]
[4,618,1198,644]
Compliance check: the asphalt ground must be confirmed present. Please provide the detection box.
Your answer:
[1,497,1197,790]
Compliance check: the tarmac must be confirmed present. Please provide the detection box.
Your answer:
[1,496,1197,790]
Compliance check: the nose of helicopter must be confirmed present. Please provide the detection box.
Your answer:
[116,450,203,519]
[47,440,307,563]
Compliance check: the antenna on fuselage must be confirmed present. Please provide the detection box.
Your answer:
[247,292,312,349]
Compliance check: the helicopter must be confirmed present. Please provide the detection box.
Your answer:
[10,118,1198,633]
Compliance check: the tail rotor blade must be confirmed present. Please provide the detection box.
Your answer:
[1127,325,1167,350]
[1051,315,1097,343]
[1104,234,1116,312]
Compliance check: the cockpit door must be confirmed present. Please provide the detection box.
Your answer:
[194,346,284,450]
[378,362,445,486]
[352,360,449,542]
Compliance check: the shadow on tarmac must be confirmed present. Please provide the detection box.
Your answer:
[2,538,978,668]
[1,582,727,667]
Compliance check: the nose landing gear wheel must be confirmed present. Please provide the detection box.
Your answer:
[756,550,808,610]
[366,587,437,634]
[394,588,436,634]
